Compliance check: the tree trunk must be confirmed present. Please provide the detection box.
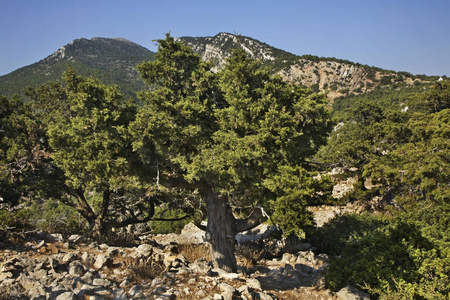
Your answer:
[92,189,111,238]
[203,185,237,273]
[162,178,267,273]
[75,188,97,228]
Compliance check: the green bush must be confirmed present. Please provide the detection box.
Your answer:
[309,204,450,299]
[0,208,32,230]
[149,206,192,234]
[28,199,86,235]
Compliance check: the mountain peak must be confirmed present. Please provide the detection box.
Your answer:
[178,32,288,71]
[0,33,433,100]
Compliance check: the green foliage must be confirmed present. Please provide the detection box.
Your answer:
[408,80,450,114]
[319,80,449,207]
[314,204,450,299]
[28,199,85,234]
[308,81,450,299]
[46,67,139,192]
[265,166,334,238]
[332,85,426,122]
[0,38,155,99]
[326,218,430,292]
[149,205,192,234]
[305,213,388,255]
[25,67,159,235]
[0,208,32,230]
[0,95,50,206]
[314,80,450,299]
[133,34,334,238]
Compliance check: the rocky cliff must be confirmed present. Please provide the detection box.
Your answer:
[179,32,423,100]
[1,32,428,100]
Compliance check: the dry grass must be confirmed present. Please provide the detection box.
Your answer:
[235,243,266,270]
[127,258,165,283]
[93,231,138,247]
[235,239,280,270]
[177,244,211,263]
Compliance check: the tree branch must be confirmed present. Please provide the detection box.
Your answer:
[232,206,268,233]
[160,177,208,189]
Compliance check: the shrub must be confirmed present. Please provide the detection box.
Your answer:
[0,208,32,230]
[312,207,450,299]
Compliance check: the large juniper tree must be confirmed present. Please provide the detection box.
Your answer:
[132,34,333,272]
[26,68,161,236]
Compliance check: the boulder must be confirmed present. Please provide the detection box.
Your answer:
[68,234,85,244]
[128,284,144,297]
[137,243,153,256]
[55,291,79,300]
[190,259,212,275]
[337,286,370,300]
[218,282,237,300]
[245,278,262,291]
[93,254,112,269]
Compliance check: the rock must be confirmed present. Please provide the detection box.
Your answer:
[81,252,95,266]
[28,282,46,299]
[77,283,111,297]
[87,296,105,300]
[34,261,45,272]
[128,285,144,297]
[245,278,262,291]
[99,244,109,250]
[137,244,153,256]
[295,250,316,266]
[112,288,128,300]
[68,234,85,244]
[238,285,252,298]
[62,253,79,264]
[92,278,112,287]
[34,268,48,280]
[93,254,112,269]
[337,286,370,300]
[255,292,274,300]
[120,278,130,288]
[220,272,240,280]
[48,290,68,300]
[0,272,14,281]
[107,247,120,257]
[89,242,99,249]
[49,257,60,271]
[218,283,236,300]
[282,253,296,264]
[56,291,79,300]
[48,233,64,242]
[69,263,86,277]
[191,259,212,275]
[196,289,207,298]
[35,240,46,249]
[153,286,166,294]
[235,223,278,243]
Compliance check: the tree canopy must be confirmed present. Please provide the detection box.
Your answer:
[131,34,334,271]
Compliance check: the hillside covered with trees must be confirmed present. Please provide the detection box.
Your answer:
[1,35,449,299]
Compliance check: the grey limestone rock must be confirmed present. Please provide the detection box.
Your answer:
[93,254,112,269]
[55,291,79,300]
[337,286,370,300]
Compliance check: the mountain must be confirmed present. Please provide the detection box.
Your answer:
[179,32,435,100]
[0,37,155,98]
[0,33,437,100]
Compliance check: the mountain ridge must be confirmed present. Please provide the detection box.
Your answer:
[0,33,438,99]
[0,37,155,98]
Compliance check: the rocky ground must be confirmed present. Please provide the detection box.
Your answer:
[0,223,370,300]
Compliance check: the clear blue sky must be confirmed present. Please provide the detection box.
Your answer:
[1,0,449,76]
